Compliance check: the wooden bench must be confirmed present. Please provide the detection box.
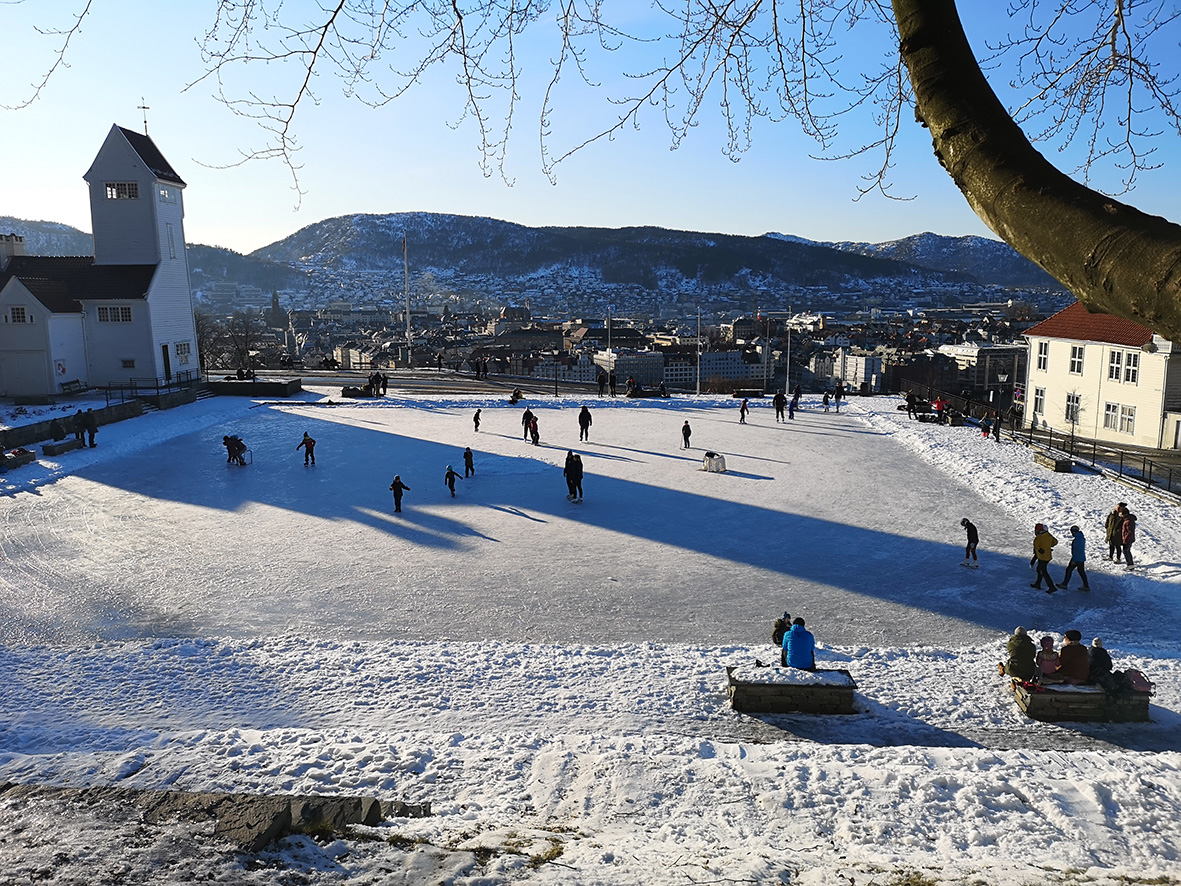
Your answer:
[727,665,857,714]
[43,438,85,457]
[1008,679,1151,722]
[59,379,89,395]
[1033,451,1073,473]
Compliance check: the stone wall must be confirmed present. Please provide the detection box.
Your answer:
[1,401,143,450]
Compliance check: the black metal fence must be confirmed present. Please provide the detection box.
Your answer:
[99,371,202,406]
[917,384,1181,500]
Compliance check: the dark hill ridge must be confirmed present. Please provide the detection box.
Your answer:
[2,212,1061,292]
[250,212,979,290]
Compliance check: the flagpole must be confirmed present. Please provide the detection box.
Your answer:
[403,234,411,364]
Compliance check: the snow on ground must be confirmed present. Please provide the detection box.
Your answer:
[1,388,1179,885]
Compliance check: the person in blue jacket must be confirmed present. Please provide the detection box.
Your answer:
[1061,525,1091,590]
[782,617,816,670]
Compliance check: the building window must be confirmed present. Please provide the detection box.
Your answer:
[105,182,139,200]
[121,359,136,369]
[1065,392,1081,424]
[176,342,191,365]
[158,186,177,204]
[1119,405,1136,435]
[167,224,176,260]
[1033,387,1045,415]
[1124,351,1139,384]
[1069,345,1085,374]
[97,305,133,322]
[1036,341,1049,371]
[1108,350,1123,381]
[10,306,27,324]
[1104,403,1119,430]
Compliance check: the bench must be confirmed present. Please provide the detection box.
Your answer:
[0,448,37,471]
[43,438,85,457]
[732,389,764,399]
[726,665,857,715]
[1033,451,1073,473]
[59,379,89,395]
[1007,678,1151,722]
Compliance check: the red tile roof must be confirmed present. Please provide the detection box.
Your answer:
[1023,301,1154,347]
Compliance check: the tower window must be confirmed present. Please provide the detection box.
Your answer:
[158,186,177,204]
[175,342,191,365]
[105,182,139,200]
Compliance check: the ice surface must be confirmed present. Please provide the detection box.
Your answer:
[1,388,1179,884]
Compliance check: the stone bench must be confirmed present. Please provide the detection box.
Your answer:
[1007,678,1151,722]
[0,449,37,470]
[727,665,857,715]
[43,438,85,456]
[1033,451,1073,472]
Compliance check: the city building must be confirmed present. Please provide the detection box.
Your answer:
[1023,301,1181,448]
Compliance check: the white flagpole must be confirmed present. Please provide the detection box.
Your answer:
[403,234,411,363]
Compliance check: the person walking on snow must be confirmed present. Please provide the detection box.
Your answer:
[565,452,584,501]
[1104,502,1127,562]
[444,465,461,497]
[681,421,692,449]
[578,405,593,442]
[1061,525,1090,590]
[960,518,979,567]
[1030,523,1059,593]
[739,398,749,424]
[389,475,410,512]
[529,416,540,446]
[521,407,535,440]
[296,431,316,465]
[773,391,786,422]
[473,409,481,433]
[82,408,99,447]
[463,447,475,478]
[822,392,830,413]
[1121,511,1138,569]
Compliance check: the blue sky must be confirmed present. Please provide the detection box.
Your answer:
[2,2,1179,255]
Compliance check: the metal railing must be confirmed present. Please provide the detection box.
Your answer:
[99,371,202,406]
[916,384,1181,500]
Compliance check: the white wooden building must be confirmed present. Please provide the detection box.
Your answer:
[1022,302,1181,449]
[0,125,198,396]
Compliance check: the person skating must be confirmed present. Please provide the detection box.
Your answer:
[473,409,481,433]
[521,407,535,440]
[1104,502,1126,561]
[960,518,979,567]
[578,405,592,442]
[568,453,584,501]
[444,465,461,497]
[389,475,410,512]
[296,431,316,465]
[833,382,844,413]
[822,392,830,413]
[739,398,749,424]
[1061,525,1090,590]
[564,451,577,499]
[529,416,540,446]
[597,371,607,397]
[773,391,786,422]
[608,370,617,397]
[1030,522,1059,593]
[681,420,692,449]
[463,447,475,478]
[788,395,796,420]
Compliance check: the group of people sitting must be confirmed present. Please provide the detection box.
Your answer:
[771,612,816,670]
[1005,626,1131,694]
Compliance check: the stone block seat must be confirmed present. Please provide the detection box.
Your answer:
[726,665,857,715]
[1007,678,1151,722]
[43,438,85,457]
[0,448,37,471]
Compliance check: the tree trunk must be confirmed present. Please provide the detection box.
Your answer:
[893,0,1181,343]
